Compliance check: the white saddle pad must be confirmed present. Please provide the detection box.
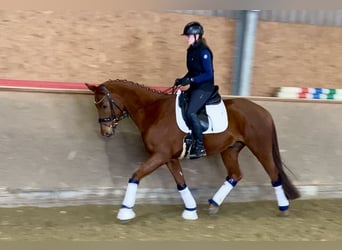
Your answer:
[175,90,228,134]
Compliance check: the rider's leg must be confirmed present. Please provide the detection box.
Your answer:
[186,89,210,159]
[188,112,206,159]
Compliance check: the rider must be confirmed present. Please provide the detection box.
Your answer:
[175,21,215,159]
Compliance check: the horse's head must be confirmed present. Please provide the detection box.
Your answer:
[86,82,127,137]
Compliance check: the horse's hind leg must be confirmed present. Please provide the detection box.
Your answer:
[166,159,198,220]
[208,141,245,215]
[247,138,291,216]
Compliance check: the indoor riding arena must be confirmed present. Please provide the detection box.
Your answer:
[0,10,341,241]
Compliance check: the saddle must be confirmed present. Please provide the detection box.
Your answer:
[178,85,222,131]
[175,85,228,159]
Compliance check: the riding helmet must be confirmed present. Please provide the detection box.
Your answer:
[182,21,204,36]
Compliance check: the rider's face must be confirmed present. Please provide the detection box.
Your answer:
[185,34,198,46]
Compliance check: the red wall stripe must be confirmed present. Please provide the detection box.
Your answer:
[0,79,89,90]
[0,79,169,92]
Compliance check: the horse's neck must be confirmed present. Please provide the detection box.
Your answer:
[111,83,162,123]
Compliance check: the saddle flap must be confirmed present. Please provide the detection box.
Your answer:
[175,90,228,135]
[178,91,208,130]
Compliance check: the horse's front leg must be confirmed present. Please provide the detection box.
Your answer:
[117,154,166,221]
[166,159,198,220]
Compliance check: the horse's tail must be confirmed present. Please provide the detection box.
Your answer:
[272,121,301,200]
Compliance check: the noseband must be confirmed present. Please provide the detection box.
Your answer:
[95,85,128,128]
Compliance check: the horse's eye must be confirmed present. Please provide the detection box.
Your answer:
[102,105,107,109]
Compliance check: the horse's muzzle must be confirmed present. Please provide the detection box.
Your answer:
[100,124,115,137]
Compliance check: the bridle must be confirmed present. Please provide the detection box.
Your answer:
[95,85,128,129]
[94,83,178,130]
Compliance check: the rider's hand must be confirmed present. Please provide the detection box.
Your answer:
[180,77,192,86]
[174,78,182,86]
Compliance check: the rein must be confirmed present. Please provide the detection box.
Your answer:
[163,85,181,95]
[95,83,179,129]
[96,85,128,127]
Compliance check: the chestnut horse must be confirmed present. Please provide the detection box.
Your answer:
[86,79,300,221]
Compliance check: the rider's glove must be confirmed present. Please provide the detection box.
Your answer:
[181,77,192,86]
[175,78,182,86]
[175,77,192,86]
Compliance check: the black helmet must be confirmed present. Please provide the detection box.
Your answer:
[182,21,204,36]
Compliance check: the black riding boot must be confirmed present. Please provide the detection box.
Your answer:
[188,113,207,159]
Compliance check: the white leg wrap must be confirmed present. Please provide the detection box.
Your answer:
[178,186,198,220]
[181,209,198,220]
[179,186,197,210]
[122,182,138,208]
[211,180,234,206]
[117,182,138,221]
[117,207,136,221]
[274,185,289,210]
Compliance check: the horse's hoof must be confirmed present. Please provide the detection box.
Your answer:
[117,208,136,221]
[278,210,289,217]
[208,205,219,215]
[182,210,198,220]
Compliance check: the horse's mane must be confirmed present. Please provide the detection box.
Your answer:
[106,79,171,96]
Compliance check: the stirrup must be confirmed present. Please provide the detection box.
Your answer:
[189,147,207,159]
[189,152,206,159]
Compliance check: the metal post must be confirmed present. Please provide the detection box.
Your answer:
[231,10,259,96]
[231,10,246,95]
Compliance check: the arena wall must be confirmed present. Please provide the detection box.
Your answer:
[1,10,341,97]
[0,88,341,206]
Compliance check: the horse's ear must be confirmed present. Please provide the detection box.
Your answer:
[85,83,97,93]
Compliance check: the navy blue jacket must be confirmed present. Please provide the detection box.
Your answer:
[183,40,214,92]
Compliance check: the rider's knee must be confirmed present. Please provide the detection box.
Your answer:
[188,112,197,120]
